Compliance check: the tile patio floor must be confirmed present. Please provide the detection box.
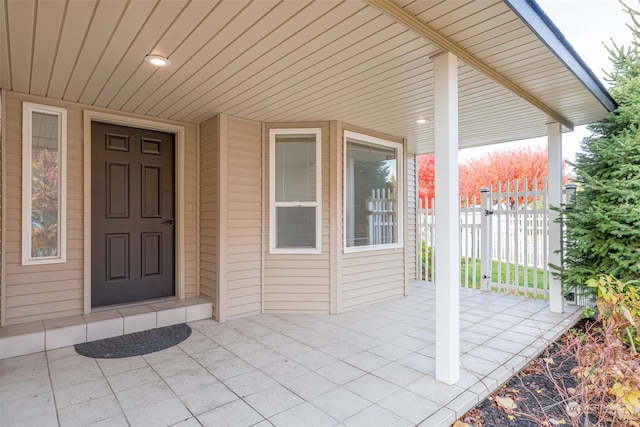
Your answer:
[1,282,582,427]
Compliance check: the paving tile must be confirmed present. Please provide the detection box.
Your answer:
[396,352,435,374]
[0,351,46,370]
[1,390,57,425]
[223,369,277,397]
[50,363,105,389]
[378,389,440,425]
[319,341,363,359]
[315,360,366,385]
[4,412,59,427]
[169,417,203,427]
[106,366,162,392]
[389,335,431,352]
[197,399,264,427]
[0,373,52,404]
[125,396,192,427]
[58,394,122,427]
[283,371,338,400]
[446,389,480,418]
[367,343,412,361]
[466,344,514,364]
[418,407,457,427]
[269,402,339,427]
[53,376,112,409]
[0,361,50,386]
[371,362,424,387]
[260,359,310,383]
[242,348,289,369]
[148,357,203,378]
[343,351,389,371]
[253,332,295,348]
[163,366,219,395]
[96,355,148,376]
[86,414,129,427]
[311,387,371,421]
[482,336,529,354]
[460,353,501,376]
[205,356,255,380]
[342,404,413,427]
[179,381,238,415]
[291,349,338,370]
[343,374,400,403]
[225,339,268,357]
[244,384,304,418]
[406,375,465,406]
[115,378,176,411]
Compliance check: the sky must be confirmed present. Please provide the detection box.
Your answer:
[460,0,635,164]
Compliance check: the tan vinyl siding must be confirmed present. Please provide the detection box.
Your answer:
[199,116,218,310]
[263,122,331,314]
[407,154,417,281]
[2,91,198,326]
[3,93,84,325]
[341,250,405,310]
[225,116,262,320]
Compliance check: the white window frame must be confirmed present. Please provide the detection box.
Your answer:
[343,130,403,253]
[22,103,67,265]
[269,128,322,254]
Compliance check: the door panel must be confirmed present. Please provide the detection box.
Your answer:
[92,122,175,307]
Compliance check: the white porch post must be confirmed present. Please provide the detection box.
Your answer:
[434,51,460,385]
[548,121,564,313]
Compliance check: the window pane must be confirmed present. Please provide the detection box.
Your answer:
[31,112,60,257]
[346,139,398,247]
[275,134,316,202]
[277,207,316,248]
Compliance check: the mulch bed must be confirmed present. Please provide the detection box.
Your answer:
[459,318,601,426]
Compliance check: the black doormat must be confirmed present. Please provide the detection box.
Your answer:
[75,323,192,359]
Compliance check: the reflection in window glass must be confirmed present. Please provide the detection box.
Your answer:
[23,103,66,265]
[345,136,400,248]
[31,112,60,257]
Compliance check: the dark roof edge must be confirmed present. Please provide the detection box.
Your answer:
[504,0,617,113]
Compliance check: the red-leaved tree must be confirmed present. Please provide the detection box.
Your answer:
[418,146,570,207]
[418,152,435,207]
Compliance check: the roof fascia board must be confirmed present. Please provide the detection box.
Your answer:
[368,0,574,130]
[504,0,617,113]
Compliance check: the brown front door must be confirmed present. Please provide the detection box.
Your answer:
[91,122,175,307]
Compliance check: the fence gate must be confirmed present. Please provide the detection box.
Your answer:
[419,179,576,300]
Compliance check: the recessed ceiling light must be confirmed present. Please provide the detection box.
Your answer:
[416,118,428,124]
[144,55,171,67]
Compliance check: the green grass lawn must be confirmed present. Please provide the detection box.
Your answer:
[461,258,548,290]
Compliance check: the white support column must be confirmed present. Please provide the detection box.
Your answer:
[434,51,460,385]
[548,122,564,313]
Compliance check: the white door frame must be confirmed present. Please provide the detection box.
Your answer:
[83,110,186,313]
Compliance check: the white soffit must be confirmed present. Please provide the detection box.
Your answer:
[0,0,613,154]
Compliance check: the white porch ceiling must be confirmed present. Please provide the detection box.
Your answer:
[0,0,613,154]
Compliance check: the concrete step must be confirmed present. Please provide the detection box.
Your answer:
[0,298,213,359]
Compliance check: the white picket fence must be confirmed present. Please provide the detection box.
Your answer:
[367,189,397,245]
[419,178,577,300]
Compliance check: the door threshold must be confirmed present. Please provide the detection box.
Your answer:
[91,296,178,313]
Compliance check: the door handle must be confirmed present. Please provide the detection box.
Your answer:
[162,218,175,227]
